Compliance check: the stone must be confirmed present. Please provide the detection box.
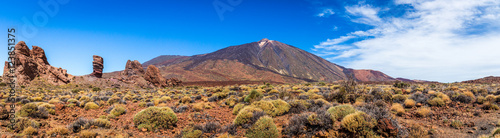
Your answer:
[144,65,167,87]
[90,55,103,78]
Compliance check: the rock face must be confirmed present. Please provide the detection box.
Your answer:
[144,65,167,87]
[90,55,103,78]
[2,41,73,85]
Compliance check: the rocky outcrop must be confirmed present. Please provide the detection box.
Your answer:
[2,41,73,85]
[118,60,148,87]
[166,78,182,87]
[144,65,167,87]
[90,55,103,78]
[122,60,144,77]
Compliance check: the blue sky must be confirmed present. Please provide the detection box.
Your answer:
[1,0,500,82]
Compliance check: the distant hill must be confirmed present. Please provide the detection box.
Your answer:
[139,38,396,83]
[462,76,500,84]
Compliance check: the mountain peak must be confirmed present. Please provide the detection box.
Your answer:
[258,38,274,47]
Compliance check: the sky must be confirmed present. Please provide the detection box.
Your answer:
[0,0,499,82]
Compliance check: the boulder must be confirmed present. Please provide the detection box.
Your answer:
[144,65,166,87]
[90,55,103,78]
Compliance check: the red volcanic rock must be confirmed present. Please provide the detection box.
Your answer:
[90,55,103,78]
[122,60,144,76]
[2,41,73,85]
[144,65,167,87]
[377,118,399,137]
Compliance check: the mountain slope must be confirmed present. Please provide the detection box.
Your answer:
[142,38,395,83]
[462,76,500,84]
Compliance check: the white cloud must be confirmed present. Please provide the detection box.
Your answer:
[315,0,500,82]
[317,8,335,17]
[345,4,382,25]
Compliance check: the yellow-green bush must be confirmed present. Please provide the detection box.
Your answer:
[133,107,177,131]
[110,104,127,116]
[84,102,99,110]
[180,96,192,104]
[38,103,56,115]
[234,106,263,126]
[233,103,245,115]
[22,126,38,135]
[404,99,416,108]
[416,107,432,117]
[79,130,98,138]
[341,111,377,136]
[427,97,445,107]
[391,103,405,116]
[327,104,356,121]
[251,100,290,117]
[18,103,47,118]
[244,89,262,103]
[245,116,280,138]
[47,126,69,136]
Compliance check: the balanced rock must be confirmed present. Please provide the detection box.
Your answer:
[2,41,73,85]
[90,55,103,78]
[144,65,166,87]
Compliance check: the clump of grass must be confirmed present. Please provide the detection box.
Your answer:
[251,100,290,117]
[17,103,48,118]
[233,106,264,126]
[22,126,38,135]
[244,89,262,103]
[341,111,377,137]
[327,104,356,121]
[133,107,177,131]
[416,107,432,117]
[84,102,99,110]
[482,102,499,110]
[245,116,280,138]
[427,97,445,107]
[47,126,69,136]
[180,96,192,104]
[390,103,405,116]
[79,130,98,138]
[404,99,416,108]
[450,120,463,129]
[110,104,127,116]
[232,103,245,115]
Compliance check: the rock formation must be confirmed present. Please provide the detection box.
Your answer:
[122,60,144,77]
[166,78,182,87]
[2,41,73,85]
[144,65,167,87]
[90,55,103,78]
